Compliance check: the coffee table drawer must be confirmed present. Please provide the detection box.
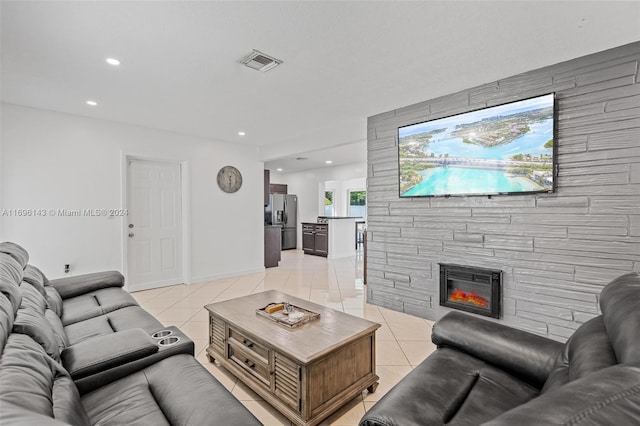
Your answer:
[228,327,269,359]
[228,342,270,386]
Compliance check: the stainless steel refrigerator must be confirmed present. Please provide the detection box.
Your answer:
[267,194,297,250]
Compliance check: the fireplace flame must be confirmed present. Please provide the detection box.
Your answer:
[450,289,489,308]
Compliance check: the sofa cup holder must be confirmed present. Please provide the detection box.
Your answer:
[158,336,180,347]
[152,330,173,339]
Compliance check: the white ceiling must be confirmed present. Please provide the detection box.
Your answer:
[2,1,639,173]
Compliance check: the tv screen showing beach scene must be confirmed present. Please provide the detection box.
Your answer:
[398,93,555,198]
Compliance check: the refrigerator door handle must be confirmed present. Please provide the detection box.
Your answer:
[283,196,287,226]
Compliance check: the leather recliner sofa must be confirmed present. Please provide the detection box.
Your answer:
[360,272,640,426]
[0,242,262,425]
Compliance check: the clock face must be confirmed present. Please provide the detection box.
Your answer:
[217,166,243,193]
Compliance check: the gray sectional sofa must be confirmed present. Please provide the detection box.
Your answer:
[360,272,640,426]
[0,241,262,425]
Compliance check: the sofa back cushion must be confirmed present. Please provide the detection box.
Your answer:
[541,316,617,393]
[0,242,29,270]
[22,264,64,316]
[46,309,69,354]
[542,272,640,393]
[599,272,640,364]
[0,253,23,315]
[13,281,62,361]
[0,332,90,426]
[45,287,64,317]
[0,296,15,359]
[1,253,23,354]
[23,265,48,296]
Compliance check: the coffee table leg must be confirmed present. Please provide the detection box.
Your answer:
[206,353,215,363]
[367,382,379,393]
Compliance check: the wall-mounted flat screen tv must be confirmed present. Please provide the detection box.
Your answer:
[398,93,556,198]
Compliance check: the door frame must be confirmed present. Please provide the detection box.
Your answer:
[120,152,191,291]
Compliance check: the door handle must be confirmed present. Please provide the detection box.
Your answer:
[283,198,287,224]
[128,233,135,238]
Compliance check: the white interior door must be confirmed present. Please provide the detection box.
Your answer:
[127,159,183,291]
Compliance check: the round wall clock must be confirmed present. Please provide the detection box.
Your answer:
[217,166,243,193]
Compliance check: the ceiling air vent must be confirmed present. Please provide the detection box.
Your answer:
[240,50,283,73]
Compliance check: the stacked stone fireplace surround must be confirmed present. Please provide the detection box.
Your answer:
[365,42,640,341]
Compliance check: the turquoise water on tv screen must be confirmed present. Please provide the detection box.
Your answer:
[402,167,543,197]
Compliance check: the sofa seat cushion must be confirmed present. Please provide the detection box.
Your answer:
[82,354,261,426]
[61,287,139,326]
[360,348,539,426]
[64,306,163,346]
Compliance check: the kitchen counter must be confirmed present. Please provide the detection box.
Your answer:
[317,216,363,219]
[317,216,363,223]
[303,218,357,259]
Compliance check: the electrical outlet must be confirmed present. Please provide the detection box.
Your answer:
[64,264,70,274]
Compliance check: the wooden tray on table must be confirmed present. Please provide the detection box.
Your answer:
[256,302,320,328]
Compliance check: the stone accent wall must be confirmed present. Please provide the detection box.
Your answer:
[366,42,640,341]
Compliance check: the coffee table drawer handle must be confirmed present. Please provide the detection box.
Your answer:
[242,339,254,348]
[244,358,256,369]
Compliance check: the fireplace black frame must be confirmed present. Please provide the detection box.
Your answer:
[439,263,501,318]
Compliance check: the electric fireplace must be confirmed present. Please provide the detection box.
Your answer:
[439,263,501,318]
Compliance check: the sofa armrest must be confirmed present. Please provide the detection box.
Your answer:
[73,326,195,395]
[48,271,124,299]
[61,328,158,380]
[483,363,640,425]
[432,311,563,388]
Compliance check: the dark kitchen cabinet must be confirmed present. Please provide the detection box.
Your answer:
[302,223,328,257]
[302,225,314,253]
[263,169,270,206]
[269,183,288,195]
[315,227,328,256]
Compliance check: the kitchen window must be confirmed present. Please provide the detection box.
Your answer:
[348,190,366,218]
[324,191,334,217]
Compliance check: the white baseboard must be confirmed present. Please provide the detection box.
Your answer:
[191,266,266,285]
[128,278,183,292]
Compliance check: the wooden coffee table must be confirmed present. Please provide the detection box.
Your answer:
[205,290,380,426]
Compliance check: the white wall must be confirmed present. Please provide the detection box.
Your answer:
[270,163,367,248]
[1,104,264,282]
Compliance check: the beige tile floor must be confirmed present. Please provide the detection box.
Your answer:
[132,249,436,426]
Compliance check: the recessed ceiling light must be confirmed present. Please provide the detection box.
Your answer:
[325,160,333,164]
[86,100,98,106]
[238,131,246,136]
[276,168,283,172]
[106,57,121,66]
